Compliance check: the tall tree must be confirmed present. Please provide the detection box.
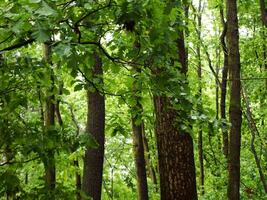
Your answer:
[153,2,198,199]
[219,3,229,158]
[82,52,105,200]
[142,123,158,189]
[131,67,149,200]
[196,0,204,194]
[226,0,242,199]
[43,42,56,197]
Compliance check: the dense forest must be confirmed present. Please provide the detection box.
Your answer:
[0,0,267,199]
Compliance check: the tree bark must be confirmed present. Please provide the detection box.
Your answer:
[259,0,267,27]
[43,43,56,196]
[131,67,149,200]
[219,5,229,158]
[226,0,242,199]
[141,123,158,189]
[82,52,105,200]
[154,96,197,200]
[153,15,198,198]
[197,0,204,194]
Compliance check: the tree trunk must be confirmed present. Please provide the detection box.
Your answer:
[226,0,242,199]
[153,21,197,199]
[82,52,105,200]
[132,118,149,200]
[131,67,149,200]
[56,88,82,200]
[141,123,158,189]
[219,5,229,158]
[196,0,204,194]
[43,43,56,196]
[242,87,267,193]
[259,0,267,27]
[153,96,197,200]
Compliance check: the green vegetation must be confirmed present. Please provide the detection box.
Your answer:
[0,0,266,199]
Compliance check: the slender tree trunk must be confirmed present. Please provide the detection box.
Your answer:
[74,160,82,200]
[196,0,204,194]
[56,87,82,200]
[131,67,149,200]
[82,52,105,200]
[219,5,229,158]
[141,123,158,189]
[131,116,149,200]
[226,0,242,199]
[242,87,267,193]
[43,43,56,196]
[259,0,267,125]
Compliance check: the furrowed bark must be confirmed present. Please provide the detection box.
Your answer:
[153,8,198,198]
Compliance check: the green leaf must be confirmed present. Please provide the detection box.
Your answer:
[32,24,50,42]
[74,84,84,91]
[36,1,57,16]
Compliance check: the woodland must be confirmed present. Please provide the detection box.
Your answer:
[0,0,267,200]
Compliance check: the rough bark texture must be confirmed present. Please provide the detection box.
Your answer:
[152,11,198,198]
[226,0,242,199]
[154,96,197,200]
[220,6,229,158]
[43,43,56,195]
[82,52,105,200]
[131,67,149,200]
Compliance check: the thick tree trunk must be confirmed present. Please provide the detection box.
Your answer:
[43,43,56,195]
[226,0,242,199]
[82,52,105,200]
[131,67,149,200]
[220,5,229,158]
[153,20,197,198]
[154,96,197,200]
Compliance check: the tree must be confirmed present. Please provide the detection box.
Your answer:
[219,2,229,158]
[152,1,198,199]
[82,52,105,200]
[226,0,242,199]
[131,67,149,200]
[43,42,56,197]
